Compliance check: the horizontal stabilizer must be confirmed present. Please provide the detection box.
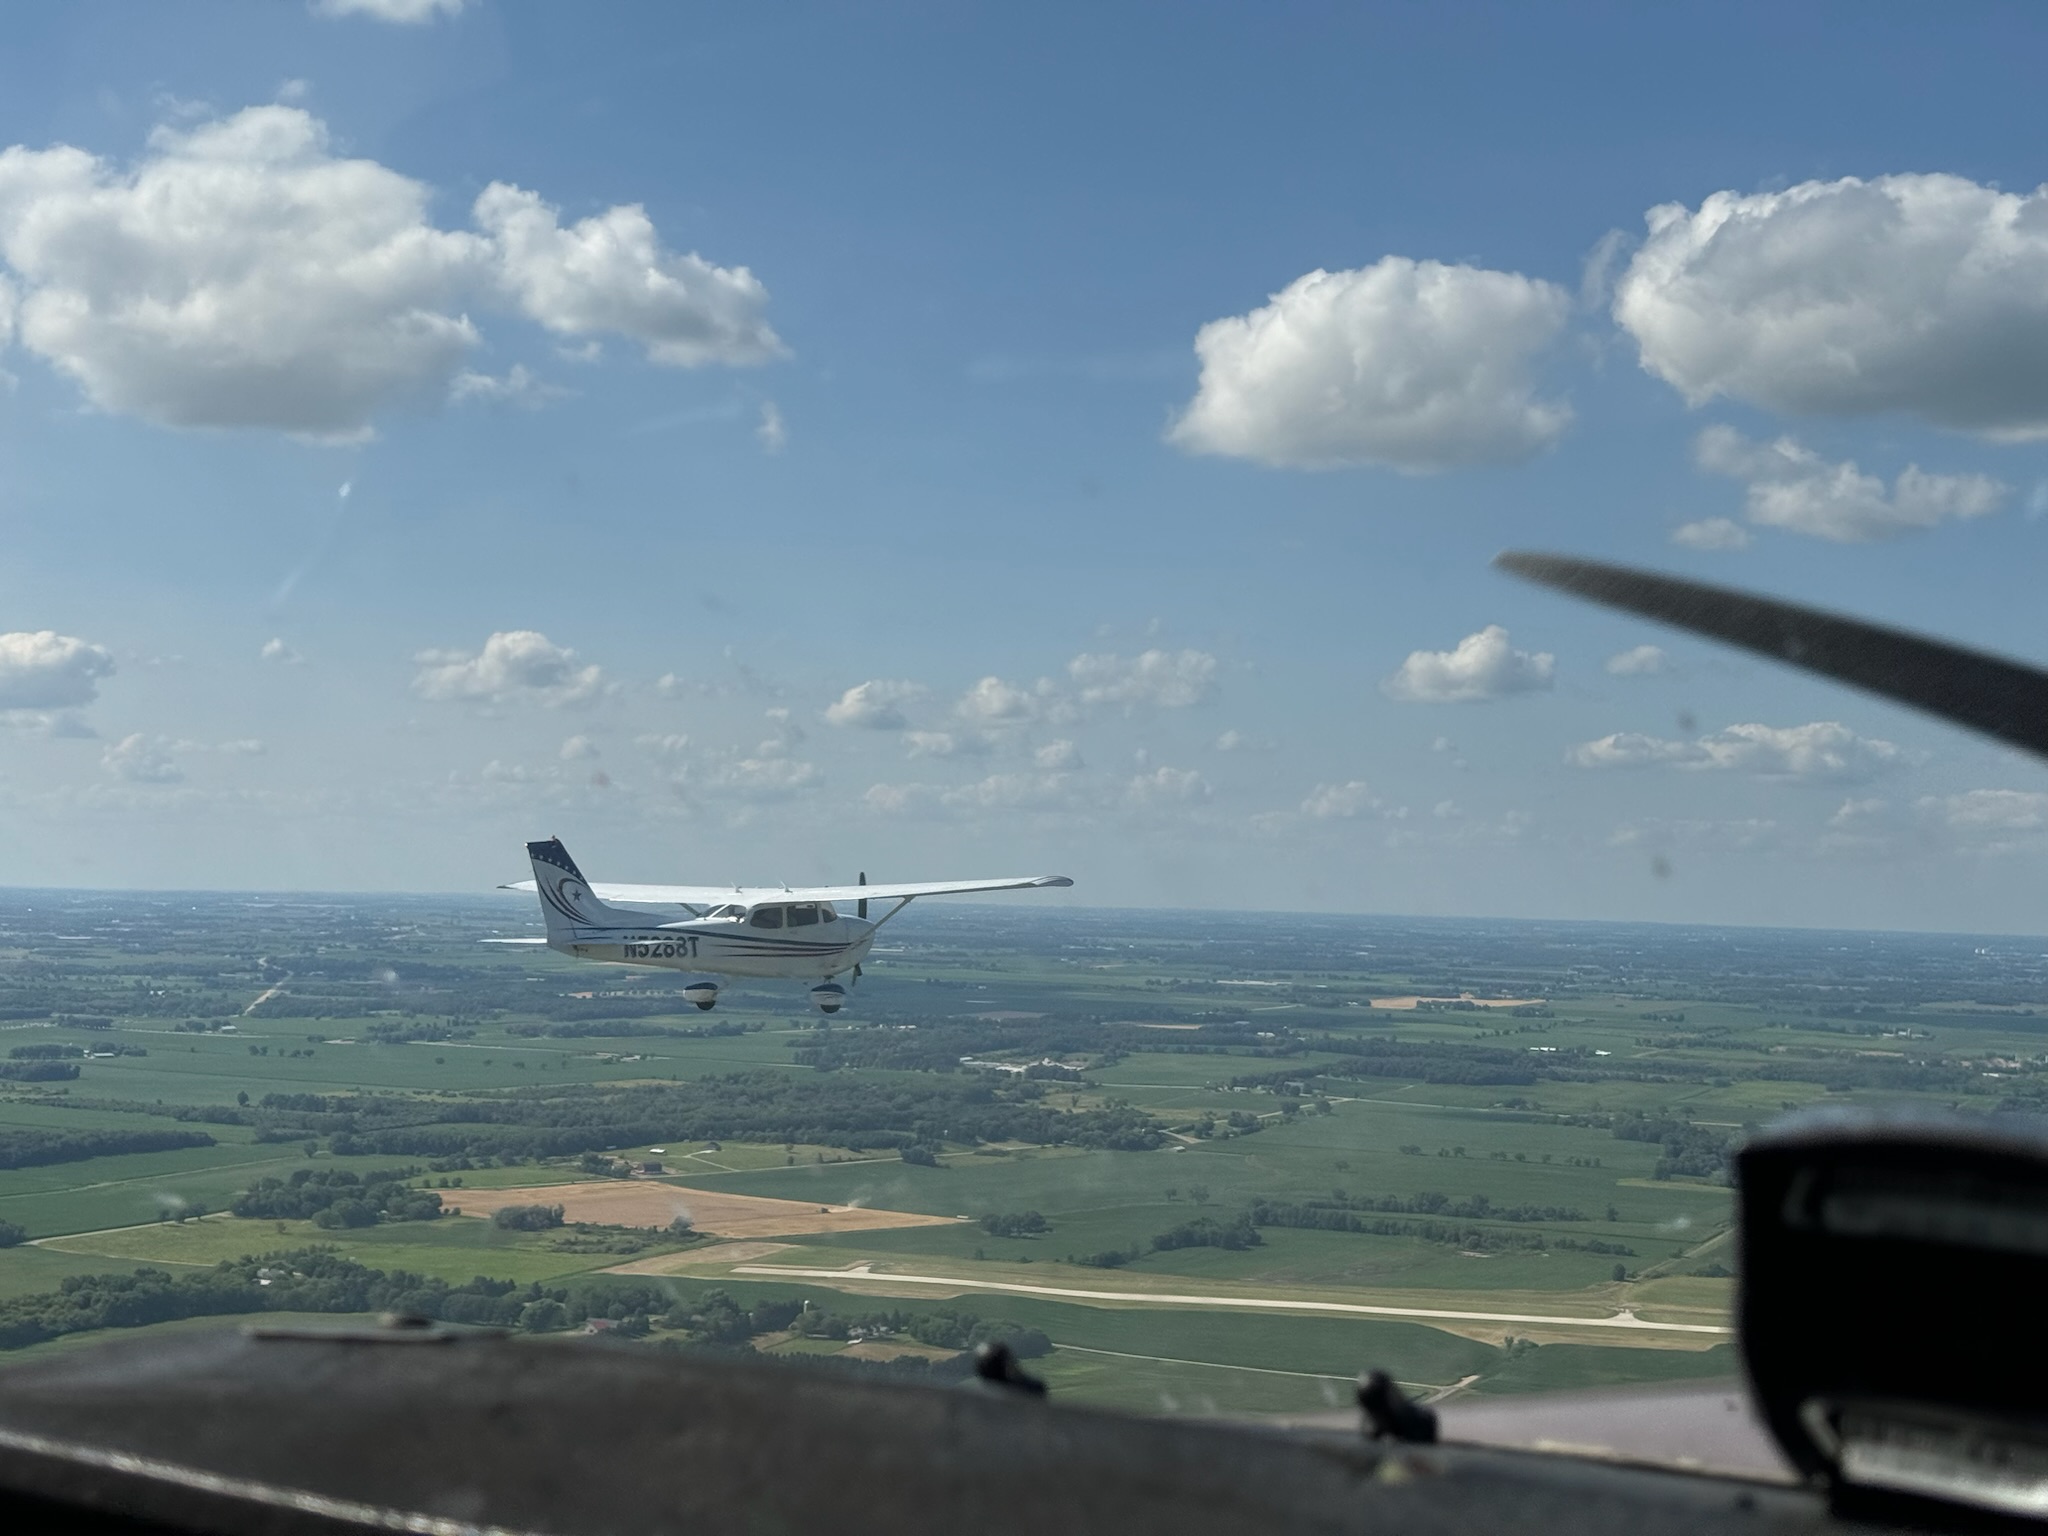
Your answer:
[496,874,1074,906]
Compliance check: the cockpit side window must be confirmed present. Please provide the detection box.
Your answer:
[750,906,784,929]
[819,903,837,922]
[788,903,820,927]
[706,904,745,921]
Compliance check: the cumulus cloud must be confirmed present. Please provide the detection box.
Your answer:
[1383,625,1554,703]
[448,363,564,409]
[904,730,989,759]
[694,755,819,800]
[823,679,925,730]
[1034,739,1083,771]
[559,735,599,761]
[474,182,781,369]
[1169,257,1571,471]
[1695,426,2005,543]
[956,675,1056,724]
[1126,765,1211,807]
[1301,780,1379,819]
[1925,789,2048,845]
[756,399,786,453]
[1068,649,1217,710]
[1569,720,1905,780]
[314,0,466,20]
[1605,644,1669,677]
[0,630,115,710]
[1671,516,1752,551]
[0,106,778,437]
[412,631,603,707]
[258,637,303,665]
[1615,174,2048,437]
[102,732,181,783]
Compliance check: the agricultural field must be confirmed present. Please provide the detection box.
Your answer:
[5,889,2047,1416]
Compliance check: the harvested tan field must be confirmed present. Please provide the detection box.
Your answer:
[450,1180,962,1238]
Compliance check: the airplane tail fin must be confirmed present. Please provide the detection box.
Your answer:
[526,838,633,938]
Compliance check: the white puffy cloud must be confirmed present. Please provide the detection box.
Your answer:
[948,771,1086,812]
[904,730,989,759]
[756,400,787,453]
[956,675,1056,724]
[474,182,781,369]
[1671,516,1752,551]
[559,735,599,761]
[823,679,925,730]
[1169,257,1571,471]
[1383,625,1554,703]
[314,0,466,20]
[1925,789,2048,838]
[412,631,603,707]
[694,756,820,800]
[0,108,483,436]
[0,630,115,710]
[102,732,181,783]
[1696,426,2006,543]
[258,637,303,666]
[0,106,778,437]
[1605,644,1669,677]
[1569,721,1905,780]
[1068,649,1217,709]
[1034,739,1083,771]
[1615,174,2048,437]
[448,363,564,409]
[636,733,690,759]
[1127,765,1210,806]
[1301,780,1379,819]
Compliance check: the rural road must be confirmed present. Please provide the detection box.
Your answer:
[727,1263,1731,1335]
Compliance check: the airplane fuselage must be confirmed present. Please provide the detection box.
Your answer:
[548,908,876,981]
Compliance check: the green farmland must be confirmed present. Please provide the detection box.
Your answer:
[4,890,2044,1414]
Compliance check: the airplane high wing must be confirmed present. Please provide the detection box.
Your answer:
[501,839,1073,1013]
[499,874,1073,906]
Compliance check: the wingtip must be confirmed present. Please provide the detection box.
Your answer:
[1038,876,1075,888]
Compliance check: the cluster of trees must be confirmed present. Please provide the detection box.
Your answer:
[1151,1213,1262,1252]
[0,1127,216,1170]
[1610,1115,1738,1182]
[665,1288,1050,1373]
[1075,1211,1262,1269]
[899,1145,941,1166]
[298,1071,1165,1161]
[10,1043,82,1059]
[491,1204,565,1231]
[0,1221,25,1248]
[230,1167,443,1227]
[1306,1190,1587,1223]
[0,1061,80,1081]
[979,1211,1049,1238]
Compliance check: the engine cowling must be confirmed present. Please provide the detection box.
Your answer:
[809,983,846,1015]
[682,982,719,1012]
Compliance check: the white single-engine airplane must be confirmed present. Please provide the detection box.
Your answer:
[498,838,1073,1013]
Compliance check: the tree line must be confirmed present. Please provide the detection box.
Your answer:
[0,1126,216,1170]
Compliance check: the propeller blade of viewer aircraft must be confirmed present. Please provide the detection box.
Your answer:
[1497,550,2048,764]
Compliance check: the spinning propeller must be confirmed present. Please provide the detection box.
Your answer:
[1496,551,2048,762]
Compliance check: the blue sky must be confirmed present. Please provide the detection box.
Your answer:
[5,0,2048,931]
